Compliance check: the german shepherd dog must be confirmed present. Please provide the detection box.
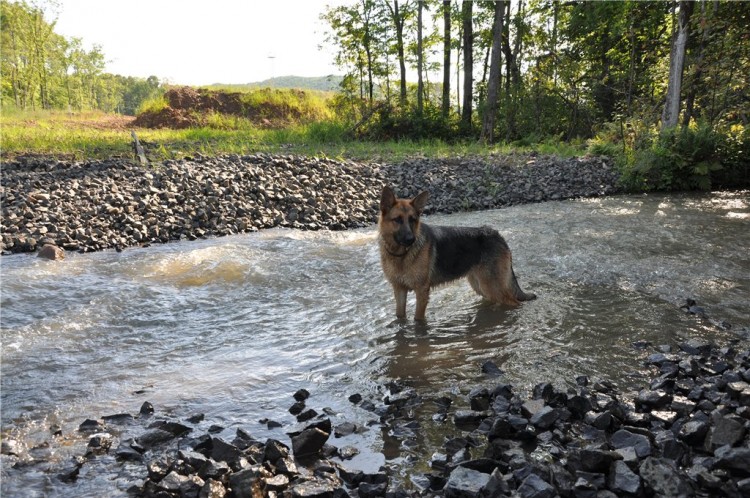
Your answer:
[378,186,536,320]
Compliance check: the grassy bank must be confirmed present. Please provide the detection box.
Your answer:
[0,108,585,163]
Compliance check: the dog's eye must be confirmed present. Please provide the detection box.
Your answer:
[392,217,403,224]
[408,216,416,224]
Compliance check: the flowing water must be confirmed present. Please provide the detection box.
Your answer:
[2,191,749,495]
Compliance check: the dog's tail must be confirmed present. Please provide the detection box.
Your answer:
[510,267,536,302]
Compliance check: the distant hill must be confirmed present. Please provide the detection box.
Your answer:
[204,75,343,93]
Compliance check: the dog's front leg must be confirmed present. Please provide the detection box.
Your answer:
[414,286,430,321]
[394,286,408,319]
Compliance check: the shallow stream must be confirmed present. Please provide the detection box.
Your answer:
[2,192,748,495]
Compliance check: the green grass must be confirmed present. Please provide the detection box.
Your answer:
[0,108,587,162]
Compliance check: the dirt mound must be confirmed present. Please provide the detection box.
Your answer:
[133,86,313,129]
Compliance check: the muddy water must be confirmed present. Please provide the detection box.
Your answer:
[1,191,748,495]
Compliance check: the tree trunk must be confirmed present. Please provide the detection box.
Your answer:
[683,0,710,127]
[461,0,473,131]
[417,0,424,116]
[661,0,694,130]
[481,0,504,143]
[387,0,408,107]
[502,0,522,139]
[441,0,451,117]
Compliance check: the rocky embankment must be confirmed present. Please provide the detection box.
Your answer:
[3,339,748,497]
[0,153,620,255]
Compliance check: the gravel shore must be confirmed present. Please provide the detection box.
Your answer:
[0,153,620,255]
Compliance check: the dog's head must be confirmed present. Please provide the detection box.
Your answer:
[379,186,429,247]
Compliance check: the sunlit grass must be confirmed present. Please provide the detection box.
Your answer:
[0,108,587,162]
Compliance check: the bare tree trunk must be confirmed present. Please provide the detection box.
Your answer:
[662,1,694,129]
[481,0,504,143]
[417,0,424,116]
[441,0,451,117]
[385,0,409,107]
[683,0,710,127]
[461,0,473,131]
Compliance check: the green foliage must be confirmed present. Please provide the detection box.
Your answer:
[0,0,161,114]
[592,121,748,191]
[356,102,460,142]
[205,76,343,92]
[136,93,168,115]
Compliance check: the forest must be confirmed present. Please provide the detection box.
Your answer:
[1,0,748,190]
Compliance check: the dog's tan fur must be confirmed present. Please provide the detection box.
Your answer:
[378,186,535,320]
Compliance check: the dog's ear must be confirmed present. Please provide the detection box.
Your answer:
[411,191,429,213]
[380,186,397,215]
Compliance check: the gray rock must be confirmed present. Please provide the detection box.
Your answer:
[714,445,750,475]
[705,415,745,451]
[517,473,556,498]
[608,461,641,495]
[529,406,559,429]
[610,429,651,458]
[443,466,491,498]
[639,457,692,496]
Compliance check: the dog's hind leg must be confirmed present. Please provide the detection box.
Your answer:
[481,251,535,305]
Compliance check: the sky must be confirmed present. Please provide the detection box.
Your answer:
[51,0,345,85]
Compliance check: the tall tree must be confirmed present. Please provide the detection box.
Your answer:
[481,0,504,142]
[383,0,411,106]
[416,0,424,116]
[661,0,694,129]
[441,0,451,117]
[460,0,473,130]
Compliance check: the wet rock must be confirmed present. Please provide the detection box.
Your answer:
[264,438,290,463]
[297,408,318,422]
[115,442,143,462]
[453,410,491,427]
[58,456,85,483]
[469,388,490,411]
[291,427,330,459]
[200,478,227,498]
[288,476,341,498]
[334,422,357,438]
[102,413,134,424]
[139,401,154,416]
[294,389,311,402]
[137,428,177,449]
[228,468,261,497]
[78,418,103,432]
[86,432,114,455]
[290,401,306,415]
[37,243,64,260]
[481,360,503,376]
[443,466,491,497]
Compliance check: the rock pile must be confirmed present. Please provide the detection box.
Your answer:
[413,341,750,498]
[4,339,745,497]
[1,153,619,255]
